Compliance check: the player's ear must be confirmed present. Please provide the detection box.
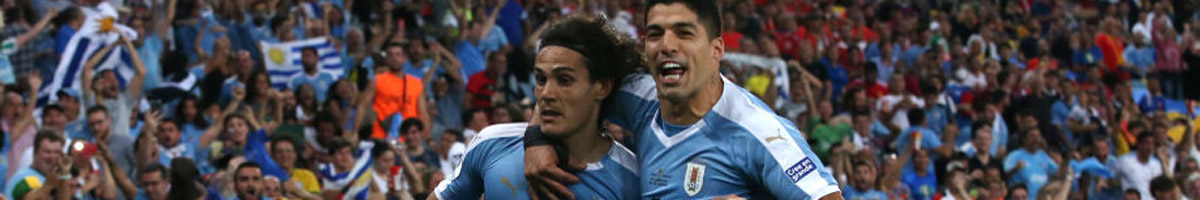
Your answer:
[592,79,613,102]
[710,36,725,67]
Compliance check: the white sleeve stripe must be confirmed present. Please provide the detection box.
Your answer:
[607,140,640,174]
[710,76,837,195]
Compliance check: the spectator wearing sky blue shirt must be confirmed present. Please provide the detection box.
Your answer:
[1123,34,1156,74]
[891,109,953,160]
[454,5,505,83]
[290,47,336,103]
[1003,128,1059,200]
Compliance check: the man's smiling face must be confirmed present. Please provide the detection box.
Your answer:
[643,3,724,102]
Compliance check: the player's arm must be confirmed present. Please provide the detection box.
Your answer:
[750,126,841,199]
[430,134,488,200]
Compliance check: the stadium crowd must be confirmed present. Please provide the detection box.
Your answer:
[0,0,1198,199]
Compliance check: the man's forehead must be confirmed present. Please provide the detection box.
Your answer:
[646,3,702,27]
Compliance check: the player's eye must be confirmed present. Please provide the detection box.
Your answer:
[556,75,573,86]
[534,73,547,86]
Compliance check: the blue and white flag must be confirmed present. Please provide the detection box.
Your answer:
[260,37,343,89]
[299,2,325,19]
[319,141,375,200]
[39,2,139,105]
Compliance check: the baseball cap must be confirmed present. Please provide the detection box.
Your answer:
[56,88,82,101]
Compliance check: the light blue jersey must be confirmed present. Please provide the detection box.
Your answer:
[434,123,640,200]
[608,75,840,199]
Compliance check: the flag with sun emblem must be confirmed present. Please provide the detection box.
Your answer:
[259,37,344,88]
[38,2,139,105]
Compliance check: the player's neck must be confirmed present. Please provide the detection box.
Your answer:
[562,123,611,164]
[661,78,723,125]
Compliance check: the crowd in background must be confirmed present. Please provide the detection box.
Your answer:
[0,0,1198,199]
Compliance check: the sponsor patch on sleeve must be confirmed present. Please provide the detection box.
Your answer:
[785,158,817,183]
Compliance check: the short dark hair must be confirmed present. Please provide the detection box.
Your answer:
[301,47,318,55]
[463,108,487,125]
[1138,131,1156,145]
[235,162,262,176]
[1150,175,1176,195]
[87,105,109,116]
[138,163,169,182]
[852,160,874,169]
[370,139,392,159]
[443,129,463,142]
[327,138,353,153]
[382,42,406,55]
[972,120,992,136]
[907,108,926,126]
[644,0,722,39]
[400,118,424,134]
[42,104,65,115]
[850,110,871,119]
[269,135,299,152]
[33,130,65,152]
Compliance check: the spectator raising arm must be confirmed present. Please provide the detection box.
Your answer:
[122,34,148,99]
[199,87,246,146]
[80,41,122,105]
[12,8,58,48]
[10,72,40,141]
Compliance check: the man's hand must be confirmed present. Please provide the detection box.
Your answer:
[524,145,584,200]
[145,110,162,132]
[233,86,247,101]
[26,71,42,90]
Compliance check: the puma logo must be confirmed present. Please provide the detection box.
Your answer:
[765,130,786,143]
[501,177,517,195]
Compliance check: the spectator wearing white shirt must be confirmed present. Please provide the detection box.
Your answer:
[1116,132,1171,200]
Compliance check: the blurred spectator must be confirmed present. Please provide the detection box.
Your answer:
[400,118,438,169]
[435,129,465,178]
[374,43,430,140]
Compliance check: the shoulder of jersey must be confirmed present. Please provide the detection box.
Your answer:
[470,122,529,145]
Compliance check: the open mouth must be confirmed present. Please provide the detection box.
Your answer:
[540,109,562,122]
[658,62,687,85]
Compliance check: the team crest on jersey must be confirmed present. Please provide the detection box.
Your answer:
[684,162,706,196]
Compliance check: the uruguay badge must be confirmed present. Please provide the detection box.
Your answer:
[684,162,706,196]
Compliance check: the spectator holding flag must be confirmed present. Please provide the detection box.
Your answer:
[290,47,336,103]
[81,33,147,139]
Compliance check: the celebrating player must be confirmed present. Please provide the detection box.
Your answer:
[523,0,843,199]
[430,16,641,200]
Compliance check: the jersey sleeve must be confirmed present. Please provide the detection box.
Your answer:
[433,138,488,199]
[603,74,659,145]
[748,121,841,199]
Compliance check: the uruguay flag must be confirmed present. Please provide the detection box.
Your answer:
[39,2,139,105]
[319,141,376,200]
[260,37,343,89]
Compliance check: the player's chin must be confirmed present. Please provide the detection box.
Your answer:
[539,124,570,138]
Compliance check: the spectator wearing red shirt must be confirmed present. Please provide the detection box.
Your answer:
[722,12,744,51]
[467,53,508,109]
